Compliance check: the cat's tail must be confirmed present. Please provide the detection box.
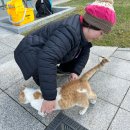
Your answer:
[80,57,109,81]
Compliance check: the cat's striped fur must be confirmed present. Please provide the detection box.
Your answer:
[19,58,109,116]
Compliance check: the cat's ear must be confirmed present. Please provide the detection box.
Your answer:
[33,91,42,99]
[18,90,26,104]
[18,85,28,104]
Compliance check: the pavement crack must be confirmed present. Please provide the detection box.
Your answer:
[107,107,120,130]
[100,70,130,82]
[111,56,130,62]
[107,86,130,130]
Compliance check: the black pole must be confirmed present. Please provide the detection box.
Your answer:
[1,0,4,5]
[0,0,5,9]
[23,0,28,7]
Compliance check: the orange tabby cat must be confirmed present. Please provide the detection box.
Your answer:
[19,58,109,116]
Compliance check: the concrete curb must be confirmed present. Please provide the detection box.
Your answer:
[0,6,76,34]
[53,0,71,5]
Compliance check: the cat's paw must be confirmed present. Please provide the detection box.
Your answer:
[90,99,96,104]
[79,108,88,115]
[79,110,86,115]
[38,111,47,117]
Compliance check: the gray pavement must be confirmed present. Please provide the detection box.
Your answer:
[0,26,130,130]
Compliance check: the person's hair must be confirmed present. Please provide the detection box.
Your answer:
[82,19,101,31]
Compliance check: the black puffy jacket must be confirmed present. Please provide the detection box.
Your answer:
[14,14,92,100]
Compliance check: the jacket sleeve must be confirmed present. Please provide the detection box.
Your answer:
[72,45,91,75]
[38,26,77,100]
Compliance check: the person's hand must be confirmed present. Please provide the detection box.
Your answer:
[40,100,56,115]
[69,73,79,81]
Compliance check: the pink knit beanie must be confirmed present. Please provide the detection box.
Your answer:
[83,0,116,33]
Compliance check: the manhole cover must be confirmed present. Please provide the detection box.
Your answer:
[45,112,88,130]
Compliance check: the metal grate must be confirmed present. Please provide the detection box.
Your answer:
[45,112,88,130]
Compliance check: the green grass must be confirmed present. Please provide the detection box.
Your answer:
[23,0,130,47]
[59,0,130,47]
